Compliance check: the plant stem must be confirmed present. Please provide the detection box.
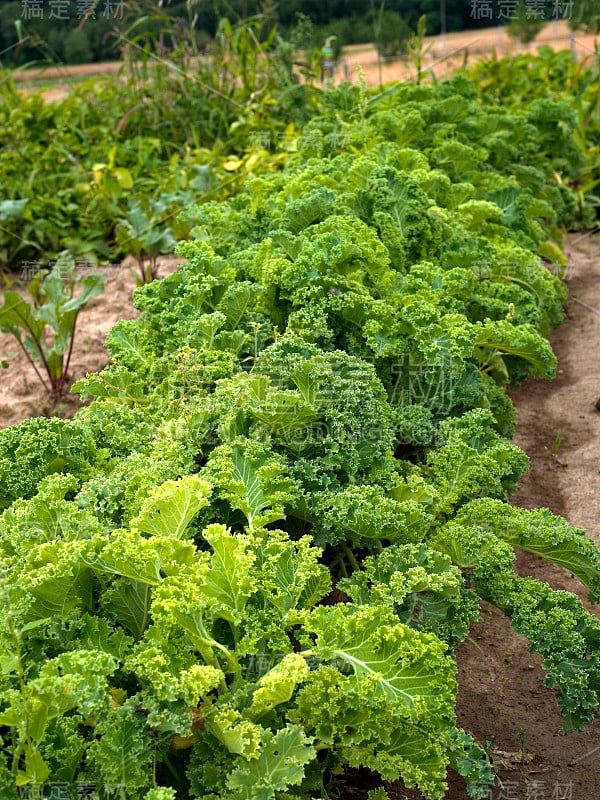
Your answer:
[342,543,360,573]
[13,335,51,395]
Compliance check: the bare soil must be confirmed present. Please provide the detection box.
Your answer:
[0,236,599,799]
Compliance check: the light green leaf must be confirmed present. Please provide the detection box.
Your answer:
[255,530,330,616]
[27,700,48,744]
[360,725,449,793]
[248,654,310,720]
[202,524,256,624]
[60,273,106,313]
[289,361,319,406]
[88,707,153,795]
[503,510,600,602]
[0,291,46,342]
[105,320,151,369]
[231,444,276,525]
[307,605,455,720]
[247,376,318,438]
[227,725,315,798]
[130,476,211,539]
[205,705,262,758]
[83,531,195,585]
[0,654,18,675]
[105,579,152,640]
[452,499,600,603]
[25,562,93,619]
[477,320,556,379]
[17,749,49,787]
[72,366,148,404]
[217,282,260,330]
[202,440,300,529]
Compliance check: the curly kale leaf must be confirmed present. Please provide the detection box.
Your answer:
[200,439,302,530]
[452,498,600,603]
[339,543,480,648]
[311,485,433,549]
[76,452,188,528]
[431,521,600,731]
[225,725,316,799]
[291,604,459,798]
[0,474,101,559]
[251,336,396,478]
[86,702,158,797]
[129,476,212,540]
[476,319,557,382]
[0,417,97,510]
[423,409,529,515]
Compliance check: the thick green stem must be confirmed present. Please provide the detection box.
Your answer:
[342,543,360,573]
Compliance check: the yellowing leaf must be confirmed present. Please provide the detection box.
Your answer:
[113,167,133,188]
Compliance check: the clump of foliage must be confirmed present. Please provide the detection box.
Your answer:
[0,11,320,271]
[0,53,599,800]
[507,0,547,44]
[569,0,600,33]
[467,47,600,226]
[115,200,177,285]
[0,252,105,397]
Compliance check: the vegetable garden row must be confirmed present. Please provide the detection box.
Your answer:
[1,39,600,800]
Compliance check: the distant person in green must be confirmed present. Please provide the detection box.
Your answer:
[321,36,337,83]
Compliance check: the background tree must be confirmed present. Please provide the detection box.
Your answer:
[507,0,547,44]
[376,10,412,57]
[569,0,600,33]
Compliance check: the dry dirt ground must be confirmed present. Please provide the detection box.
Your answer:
[0,235,600,799]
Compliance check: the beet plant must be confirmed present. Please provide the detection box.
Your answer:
[0,252,105,398]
